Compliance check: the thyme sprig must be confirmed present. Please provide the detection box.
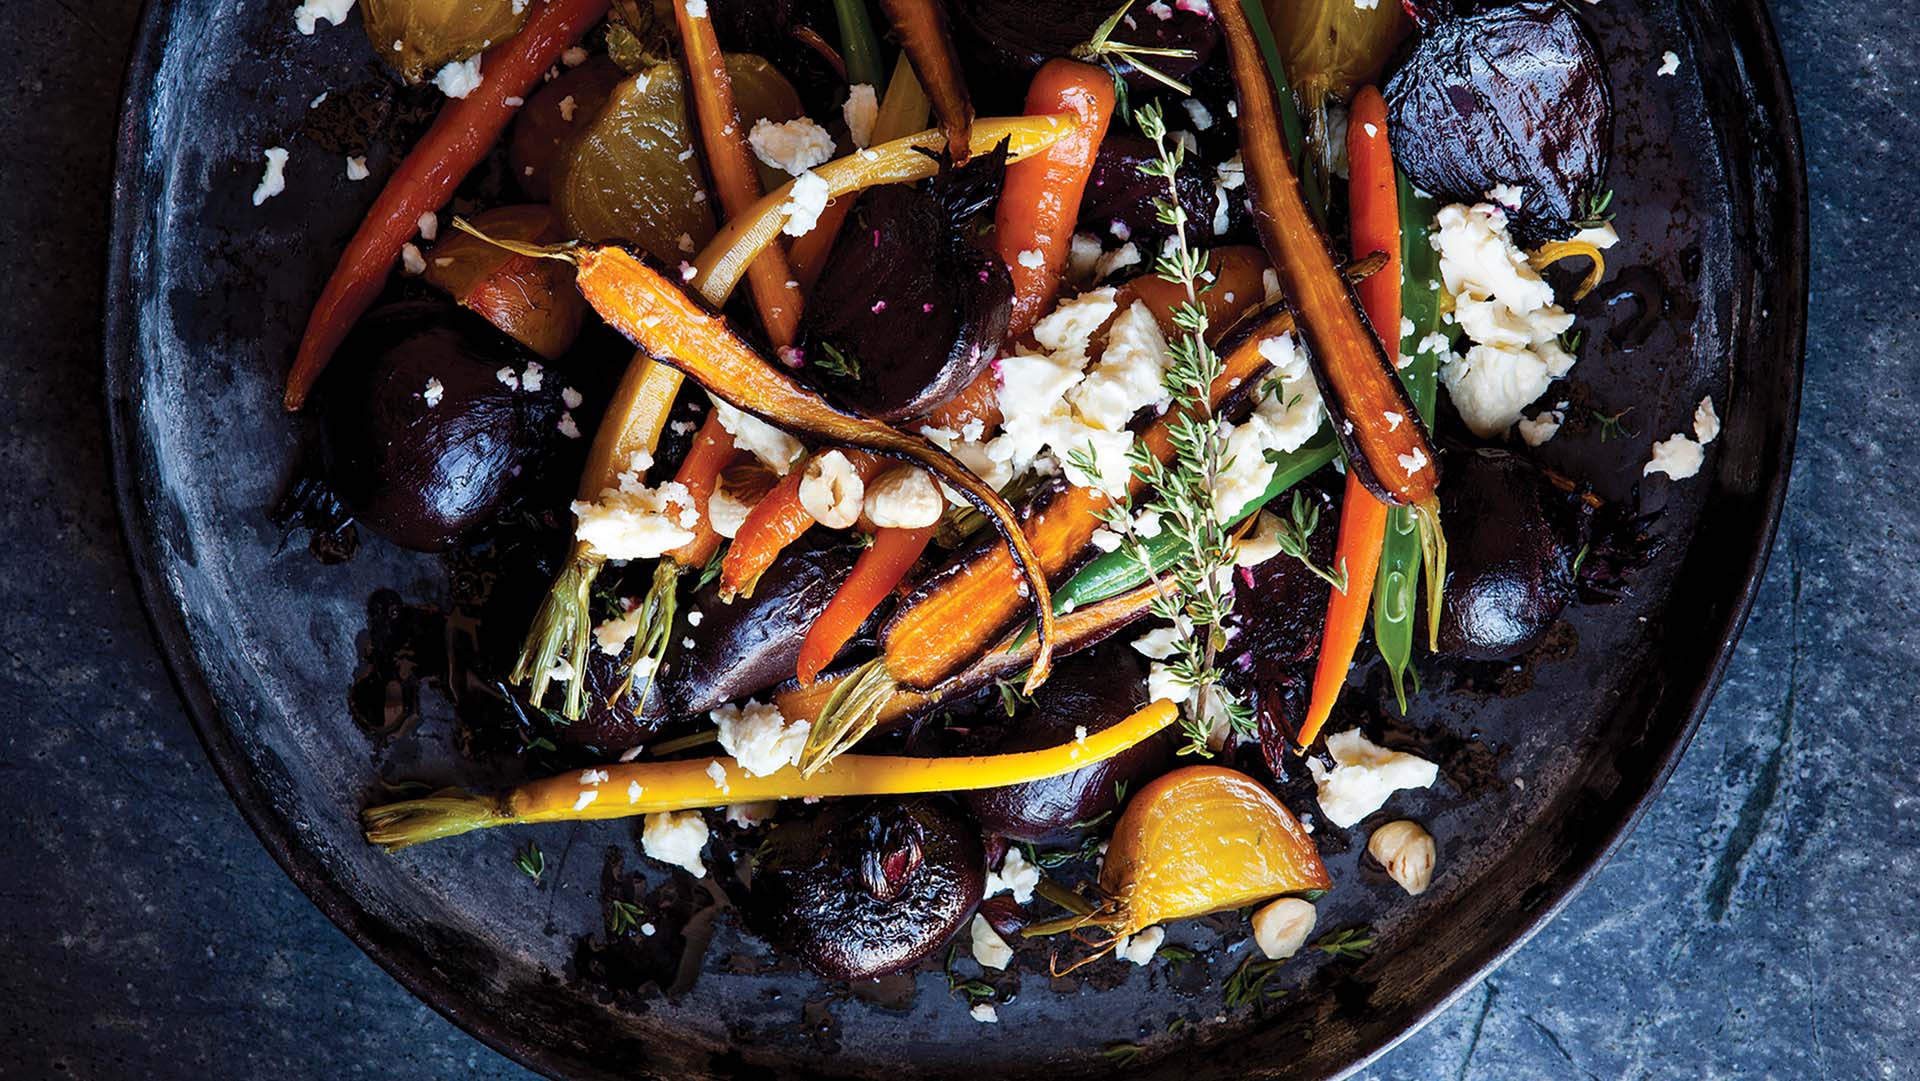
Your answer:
[1083,101,1252,758]
[512,840,546,883]
[1311,926,1377,959]
[1073,1,1199,98]
[1269,490,1348,590]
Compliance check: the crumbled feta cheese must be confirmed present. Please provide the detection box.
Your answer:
[843,83,879,148]
[971,914,1014,970]
[562,45,589,66]
[1115,924,1164,966]
[1517,409,1564,446]
[558,412,581,439]
[1093,241,1142,281]
[641,810,708,876]
[1089,526,1123,552]
[293,0,355,35]
[1694,396,1720,444]
[399,242,427,276]
[713,699,809,777]
[433,54,484,99]
[496,367,520,390]
[1644,433,1705,480]
[419,377,444,407]
[1069,300,1171,430]
[519,360,543,392]
[709,395,804,473]
[1433,202,1585,436]
[686,609,702,626]
[580,768,610,786]
[863,466,944,528]
[1109,219,1133,241]
[1658,50,1681,76]
[1065,232,1105,285]
[1182,98,1214,131]
[705,760,730,793]
[1486,183,1526,208]
[779,170,832,237]
[683,0,709,16]
[1231,509,1287,567]
[1354,0,1380,9]
[251,147,289,206]
[1210,335,1325,515]
[798,450,866,528]
[570,451,700,560]
[628,780,644,803]
[1306,729,1439,828]
[1397,446,1430,475]
[1251,897,1316,959]
[345,155,370,181]
[558,386,583,411]
[572,788,599,812]
[983,846,1040,904]
[1131,624,1184,660]
[724,801,776,827]
[1017,247,1046,269]
[593,605,643,655]
[969,1003,999,1024]
[749,116,836,175]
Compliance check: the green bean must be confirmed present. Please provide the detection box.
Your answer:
[831,0,887,89]
[1049,434,1339,614]
[1372,171,1450,712]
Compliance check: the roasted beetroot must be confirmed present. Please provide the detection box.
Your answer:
[948,0,1218,108]
[318,301,574,551]
[747,798,986,980]
[964,641,1175,844]
[1433,447,1592,659]
[1221,487,1339,768]
[1383,0,1613,243]
[1078,131,1232,249]
[798,150,1012,421]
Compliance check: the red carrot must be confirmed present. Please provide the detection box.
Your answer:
[284,0,610,410]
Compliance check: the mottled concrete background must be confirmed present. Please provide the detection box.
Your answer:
[1,0,1907,1077]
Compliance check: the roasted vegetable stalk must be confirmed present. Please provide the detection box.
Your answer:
[877,0,975,162]
[1219,0,1447,648]
[361,700,1180,850]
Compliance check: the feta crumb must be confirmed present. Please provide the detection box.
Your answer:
[433,54,484,99]
[969,1003,999,1024]
[1486,183,1526,208]
[1658,50,1681,76]
[562,386,583,410]
[571,451,700,560]
[519,360,543,392]
[749,116,836,175]
[1089,526,1123,552]
[1093,241,1141,281]
[1251,897,1317,959]
[345,155,369,181]
[1354,0,1380,9]
[709,395,805,473]
[1017,247,1046,269]
[628,780,644,803]
[705,760,730,793]
[293,0,355,35]
[1397,447,1430,475]
[706,484,757,539]
[983,846,1040,904]
[1066,232,1104,285]
[251,147,289,206]
[779,170,832,237]
[843,83,879,148]
[559,94,578,122]
[1114,925,1164,966]
[863,466,943,528]
[580,769,610,785]
[422,377,444,407]
[1694,396,1720,444]
[713,699,809,777]
[1182,98,1214,131]
[686,609,703,627]
[593,605,644,655]
[496,367,520,390]
[683,0,708,16]
[1306,729,1439,828]
[1517,409,1564,446]
[641,810,708,876]
[724,801,776,827]
[562,45,589,66]
[399,242,426,276]
[1644,433,1705,480]
[971,914,1014,970]
[798,450,866,528]
[572,788,599,812]
[558,412,581,439]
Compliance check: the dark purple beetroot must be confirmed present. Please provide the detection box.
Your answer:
[319,300,572,552]
[964,641,1174,844]
[1434,447,1592,659]
[949,0,1219,108]
[1078,131,1234,249]
[1221,486,1339,765]
[657,531,866,716]
[798,151,1012,421]
[1383,0,1612,244]
[747,798,986,980]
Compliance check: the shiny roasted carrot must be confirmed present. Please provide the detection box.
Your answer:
[284,0,609,411]
[1299,85,1400,749]
[721,449,888,594]
[796,523,939,685]
[877,0,973,162]
[998,59,1117,337]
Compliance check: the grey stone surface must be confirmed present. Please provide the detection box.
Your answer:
[0,1,1907,1079]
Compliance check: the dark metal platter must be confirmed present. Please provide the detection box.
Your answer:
[103,0,1804,1077]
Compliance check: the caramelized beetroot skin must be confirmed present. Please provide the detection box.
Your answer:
[799,151,1012,421]
[319,301,573,552]
[747,798,986,980]
[1221,486,1339,769]
[965,641,1174,844]
[1384,0,1613,243]
[1434,447,1592,659]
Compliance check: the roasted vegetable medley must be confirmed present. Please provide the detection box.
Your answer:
[265,0,1710,1021]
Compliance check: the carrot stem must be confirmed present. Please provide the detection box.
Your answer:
[284,0,610,410]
